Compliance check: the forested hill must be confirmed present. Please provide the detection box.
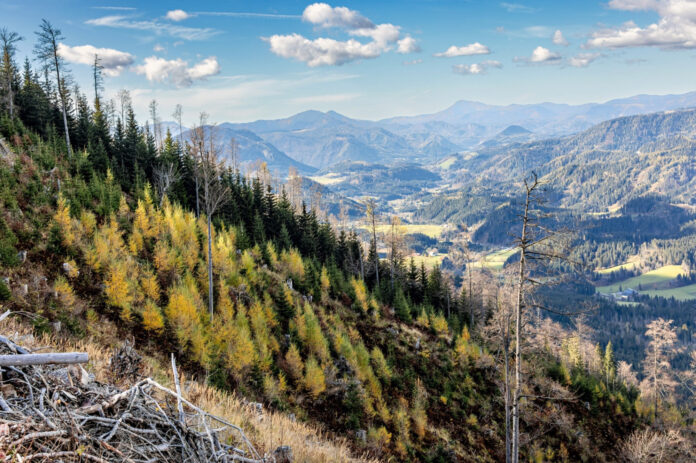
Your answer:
[437,108,696,210]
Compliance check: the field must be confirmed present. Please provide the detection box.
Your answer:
[596,265,687,293]
[309,173,348,185]
[640,284,696,301]
[437,157,457,170]
[596,258,639,275]
[362,224,445,238]
[472,248,518,270]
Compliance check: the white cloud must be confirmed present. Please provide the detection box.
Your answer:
[57,43,134,76]
[266,33,382,66]
[568,52,601,67]
[134,56,220,87]
[397,36,420,53]
[166,9,191,22]
[402,58,423,65]
[453,60,502,75]
[267,3,414,66]
[586,0,696,49]
[153,44,165,52]
[530,46,561,62]
[302,3,373,29]
[434,42,491,57]
[553,29,569,46]
[516,46,561,63]
[351,23,401,44]
[86,15,218,40]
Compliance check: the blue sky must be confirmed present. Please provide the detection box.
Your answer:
[1,0,696,123]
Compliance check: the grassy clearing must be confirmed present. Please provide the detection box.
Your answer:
[362,224,445,238]
[437,157,457,170]
[640,284,696,301]
[596,258,639,275]
[597,265,686,293]
[309,173,348,185]
[471,248,518,270]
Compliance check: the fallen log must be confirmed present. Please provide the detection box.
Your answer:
[0,352,88,367]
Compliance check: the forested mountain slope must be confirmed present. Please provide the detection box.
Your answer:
[436,109,696,211]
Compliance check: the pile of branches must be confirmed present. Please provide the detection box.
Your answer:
[0,333,272,462]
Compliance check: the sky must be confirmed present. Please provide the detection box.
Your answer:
[2,0,696,124]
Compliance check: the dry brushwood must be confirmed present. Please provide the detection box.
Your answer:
[0,334,274,462]
[108,340,143,385]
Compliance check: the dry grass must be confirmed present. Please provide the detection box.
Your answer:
[0,316,381,463]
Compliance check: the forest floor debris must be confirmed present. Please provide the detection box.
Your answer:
[0,332,272,462]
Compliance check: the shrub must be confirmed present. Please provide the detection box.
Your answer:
[303,355,326,397]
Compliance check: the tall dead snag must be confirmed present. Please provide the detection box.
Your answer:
[640,317,679,420]
[190,115,230,319]
[34,19,72,156]
[483,274,516,462]
[510,172,577,463]
[0,28,23,119]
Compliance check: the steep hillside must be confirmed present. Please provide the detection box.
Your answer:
[0,122,646,462]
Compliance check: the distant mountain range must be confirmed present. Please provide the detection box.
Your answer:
[165,91,696,173]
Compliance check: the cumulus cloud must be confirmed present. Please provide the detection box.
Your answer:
[397,36,420,53]
[266,34,382,66]
[166,9,191,21]
[553,29,569,46]
[515,46,562,64]
[302,2,374,29]
[86,15,218,40]
[267,3,416,66]
[586,0,696,49]
[568,52,601,67]
[434,42,490,57]
[134,56,220,87]
[57,43,134,76]
[453,60,502,75]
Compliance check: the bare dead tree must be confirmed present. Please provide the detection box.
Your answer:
[510,172,580,463]
[149,99,162,152]
[117,89,131,124]
[154,161,181,206]
[92,54,103,108]
[34,19,72,156]
[0,28,22,119]
[190,118,230,319]
[640,318,679,420]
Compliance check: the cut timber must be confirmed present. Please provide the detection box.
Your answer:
[0,352,88,367]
